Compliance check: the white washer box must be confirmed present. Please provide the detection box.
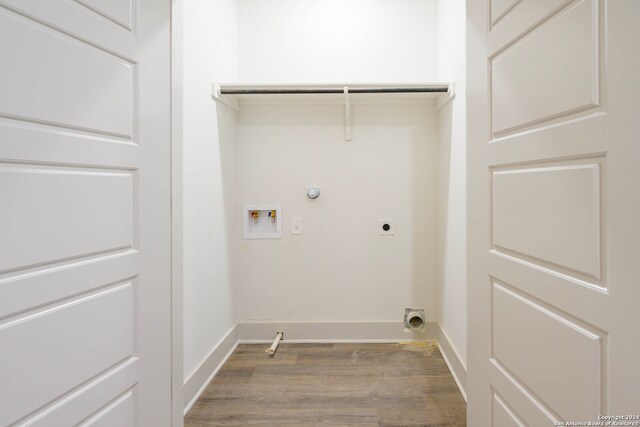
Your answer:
[243,204,282,239]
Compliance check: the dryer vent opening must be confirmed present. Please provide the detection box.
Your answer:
[404,308,426,331]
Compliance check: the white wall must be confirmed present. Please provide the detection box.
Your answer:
[182,0,238,381]
[237,0,438,83]
[234,103,439,323]
[180,0,467,378]
[436,0,467,366]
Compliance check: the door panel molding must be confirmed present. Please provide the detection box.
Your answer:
[0,0,137,61]
[492,390,526,427]
[492,281,604,420]
[19,358,138,427]
[490,0,599,136]
[0,0,171,424]
[73,0,134,31]
[490,359,560,425]
[491,162,602,280]
[468,0,639,425]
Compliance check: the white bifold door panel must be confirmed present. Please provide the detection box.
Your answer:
[0,1,171,426]
[468,0,640,425]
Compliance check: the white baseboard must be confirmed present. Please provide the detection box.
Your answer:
[435,326,467,401]
[182,321,467,414]
[182,325,239,415]
[237,321,437,343]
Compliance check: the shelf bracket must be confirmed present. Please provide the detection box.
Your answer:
[436,82,456,111]
[211,83,240,111]
[344,86,351,141]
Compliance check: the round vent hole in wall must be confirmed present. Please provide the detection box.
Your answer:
[409,315,424,328]
[404,308,426,331]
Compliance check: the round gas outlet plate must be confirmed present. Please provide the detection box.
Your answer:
[307,186,320,199]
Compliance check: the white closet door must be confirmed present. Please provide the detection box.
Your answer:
[468,0,640,425]
[0,1,171,426]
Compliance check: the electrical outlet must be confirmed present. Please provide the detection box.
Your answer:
[291,217,302,235]
[379,219,394,235]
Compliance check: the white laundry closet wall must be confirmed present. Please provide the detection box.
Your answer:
[233,0,440,323]
[235,103,439,323]
[181,0,238,385]
[436,0,467,368]
[180,0,467,407]
[237,0,439,83]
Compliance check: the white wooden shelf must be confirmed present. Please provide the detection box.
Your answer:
[211,82,455,140]
[213,83,454,107]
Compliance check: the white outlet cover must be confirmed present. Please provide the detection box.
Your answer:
[379,219,394,235]
[291,217,302,235]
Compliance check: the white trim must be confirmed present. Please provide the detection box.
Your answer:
[467,0,491,423]
[137,0,173,424]
[182,325,239,415]
[170,0,184,425]
[436,325,468,401]
[436,82,456,111]
[439,325,467,372]
[181,321,468,415]
[237,321,436,343]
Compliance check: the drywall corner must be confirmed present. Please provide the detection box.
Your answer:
[182,0,239,386]
[436,0,468,367]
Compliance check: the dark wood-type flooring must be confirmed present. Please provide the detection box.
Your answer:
[184,342,466,426]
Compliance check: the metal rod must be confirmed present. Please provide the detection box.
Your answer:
[220,87,448,95]
[267,331,284,356]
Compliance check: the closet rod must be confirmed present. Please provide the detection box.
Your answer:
[219,87,449,95]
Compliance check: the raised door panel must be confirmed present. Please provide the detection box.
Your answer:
[492,283,602,421]
[0,118,139,169]
[492,163,601,278]
[0,1,142,425]
[0,8,134,137]
[467,0,633,425]
[27,361,137,427]
[489,0,571,51]
[0,166,133,272]
[491,0,598,135]
[79,391,134,427]
[0,284,133,426]
[0,251,138,319]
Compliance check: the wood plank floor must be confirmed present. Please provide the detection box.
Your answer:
[184,342,466,426]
